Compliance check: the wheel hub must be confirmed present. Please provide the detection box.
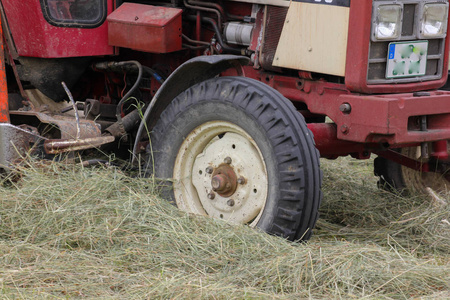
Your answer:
[211,164,237,197]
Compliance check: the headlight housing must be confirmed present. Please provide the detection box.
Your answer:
[372,4,403,41]
[418,2,449,39]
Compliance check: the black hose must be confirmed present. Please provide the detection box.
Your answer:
[115,60,143,125]
[143,66,165,84]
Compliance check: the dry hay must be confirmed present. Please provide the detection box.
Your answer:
[0,157,448,299]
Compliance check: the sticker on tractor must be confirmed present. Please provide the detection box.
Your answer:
[293,0,350,7]
[386,41,428,79]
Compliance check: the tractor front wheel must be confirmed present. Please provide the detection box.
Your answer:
[147,77,322,241]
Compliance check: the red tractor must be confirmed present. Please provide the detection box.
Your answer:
[0,0,449,241]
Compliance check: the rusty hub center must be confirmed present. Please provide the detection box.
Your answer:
[211,163,238,197]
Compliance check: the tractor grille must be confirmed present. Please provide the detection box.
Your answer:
[368,0,446,84]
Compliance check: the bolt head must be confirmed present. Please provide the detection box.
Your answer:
[206,166,214,174]
[207,192,215,200]
[227,199,235,206]
[237,176,246,185]
[211,177,221,190]
[339,103,352,113]
[224,156,232,164]
[340,124,349,134]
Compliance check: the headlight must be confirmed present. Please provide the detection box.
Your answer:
[419,3,449,38]
[372,4,403,41]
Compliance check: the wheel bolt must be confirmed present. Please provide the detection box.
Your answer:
[224,156,232,164]
[207,192,216,200]
[206,166,214,174]
[237,176,246,185]
[227,199,235,206]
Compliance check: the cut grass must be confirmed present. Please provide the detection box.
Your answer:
[0,157,448,299]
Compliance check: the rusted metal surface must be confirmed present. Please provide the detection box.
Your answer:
[107,3,182,53]
[0,16,9,123]
[43,136,114,155]
[9,111,101,140]
[0,123,42,168]
[61,81,81,139]
[211,163,238,197]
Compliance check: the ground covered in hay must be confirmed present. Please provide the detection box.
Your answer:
[0,157,448,299]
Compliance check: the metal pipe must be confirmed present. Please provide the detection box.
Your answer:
[189,0,226,21]
[186,15,242,54]
[307,123,369,158]
[44,136,115,155]
[432,140,449,160]
[61,81,81,139]
[182,34,210,46]
[184,0,223,31]
[104,109,141,138]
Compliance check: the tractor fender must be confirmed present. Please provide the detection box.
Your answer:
[132,55,250,159]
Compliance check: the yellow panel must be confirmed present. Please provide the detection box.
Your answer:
[273,2,350,76]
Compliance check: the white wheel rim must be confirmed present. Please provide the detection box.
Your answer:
[173,121,268,226]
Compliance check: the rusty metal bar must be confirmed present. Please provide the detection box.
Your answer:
[61,81,81,139]
[43,136,115,155]
[373,149,430,173]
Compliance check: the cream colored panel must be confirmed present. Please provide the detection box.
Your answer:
[273,2,350,76]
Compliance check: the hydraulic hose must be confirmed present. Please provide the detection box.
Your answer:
[114,60,143,125]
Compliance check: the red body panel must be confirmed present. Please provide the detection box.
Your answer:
[0,16,8,123]
[0,0,448,162]
[1,0,114,58]
[345,1,450,93]
[333,92,450,144]
[239,67,450,146]
[107,3,182,53]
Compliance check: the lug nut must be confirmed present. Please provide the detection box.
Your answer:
[224,157,232,164]
[237,176,246,185]
[207,192,216,200]
[206,166,214,174]
[227,199,235,206]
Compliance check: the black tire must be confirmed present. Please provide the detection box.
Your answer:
[374,147,449,196]
[147,77,322,241]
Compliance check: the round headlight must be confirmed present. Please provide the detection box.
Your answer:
[419,3,449,38]
[372,4,403,41]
